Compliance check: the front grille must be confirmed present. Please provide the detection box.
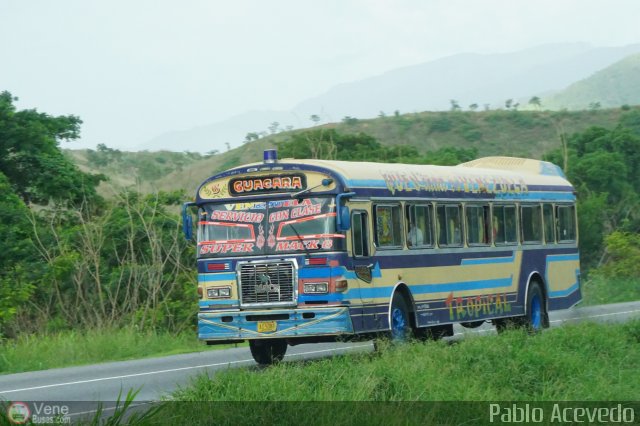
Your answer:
[239,262,296,306]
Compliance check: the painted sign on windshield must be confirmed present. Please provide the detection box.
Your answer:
[197,197,344,257]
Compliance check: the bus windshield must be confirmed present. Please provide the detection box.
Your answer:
[197,197,344,258]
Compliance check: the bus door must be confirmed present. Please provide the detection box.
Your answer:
[349,207,378,332]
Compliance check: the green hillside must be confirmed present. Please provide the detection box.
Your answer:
[543,53,640,110]
[66,106,638,195]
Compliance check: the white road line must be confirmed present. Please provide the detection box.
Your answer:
[0,359,253,395]
[0,345,367,395]
[550,309,640,323]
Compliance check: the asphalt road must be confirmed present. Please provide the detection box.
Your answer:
[1,300,639,418]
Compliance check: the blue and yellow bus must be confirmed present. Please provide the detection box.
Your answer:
[182,149,581,364]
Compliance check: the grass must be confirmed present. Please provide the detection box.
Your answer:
[126,320,640,425]
[170,321,640,402]
[0,327,242,375]
[581,275,640,306]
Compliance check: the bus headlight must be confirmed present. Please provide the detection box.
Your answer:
[304,282,328,294]
[207,286,232,299]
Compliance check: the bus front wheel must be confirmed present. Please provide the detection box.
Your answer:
[390,292,412,342]
[249,339,287,365]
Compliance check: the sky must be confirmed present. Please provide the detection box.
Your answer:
[2,0,639,151]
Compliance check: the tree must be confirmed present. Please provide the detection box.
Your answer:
[449,100,460,111]
[244,132,260,143]
[268,122,280,134]
[0,91,103,206]
[505,99,513,110]
[310,115,320,125]
[468,103,478,111]
[544,123,640,268]
[529,96,542,110]
[0,172,35,332]
[342,116,359,125]
[423,147,478,166]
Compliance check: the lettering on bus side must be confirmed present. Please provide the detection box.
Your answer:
[380,172,529,196]
[445,292,511,321]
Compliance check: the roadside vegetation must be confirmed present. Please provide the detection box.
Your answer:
[1,89,640,375]
[0,328,218,375]
[170,321,640,401]
[133,321,640,425]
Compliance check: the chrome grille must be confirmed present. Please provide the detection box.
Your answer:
[239,262,296,306]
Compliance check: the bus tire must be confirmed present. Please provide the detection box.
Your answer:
[390,292,412,343]
[495,281,549,333]
[249,339,287,365]
[524,281,548,332]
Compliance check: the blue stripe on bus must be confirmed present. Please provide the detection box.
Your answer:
[346,179,573,191]
[546,253,580,262]
[299,267,334,279]
[199,300,237,307]
[548,282,579,298]
[461,253,515,265]
[199,273,236,282]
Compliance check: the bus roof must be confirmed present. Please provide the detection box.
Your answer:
[197,156,574,203]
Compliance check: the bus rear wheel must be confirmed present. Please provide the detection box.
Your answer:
[249,339,287,365]
[524,281,549,332]
[495,281,549,333]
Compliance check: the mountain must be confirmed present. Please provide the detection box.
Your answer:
[293,43,640,117]
[541,53,640,109]
[139,110,302,153]
[140,43,640,153]
[79,106,635,194]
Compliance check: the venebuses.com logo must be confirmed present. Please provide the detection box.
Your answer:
[7,402,31,424]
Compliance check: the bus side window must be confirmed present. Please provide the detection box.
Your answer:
[521,204,542,244]
[352,211,369,257]
[494,205,518,245]
[437,204,462,247]
[466,204,490,246]
[406,204,434,248]
[374,204,402,248]
[543,203,555,244]
[556,205,577,242]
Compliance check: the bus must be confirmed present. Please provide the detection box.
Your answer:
[182,149,581,364]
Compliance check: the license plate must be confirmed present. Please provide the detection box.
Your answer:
[257,321,277,333]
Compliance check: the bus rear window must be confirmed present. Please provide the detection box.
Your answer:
[556,205,577,242]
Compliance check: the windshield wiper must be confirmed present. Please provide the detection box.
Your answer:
[286,222,313,257]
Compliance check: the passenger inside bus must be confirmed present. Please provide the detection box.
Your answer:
[407,220,424,247]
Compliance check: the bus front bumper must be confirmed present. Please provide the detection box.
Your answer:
[198,306,354,340]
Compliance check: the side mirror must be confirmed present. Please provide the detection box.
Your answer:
[337,205,351,231]
[182,202,196,241]
[336,192,355,232]
[184,215,193,240]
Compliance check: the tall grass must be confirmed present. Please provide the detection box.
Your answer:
[582,275,640,306]
[0,327,221,375]
[129,321,640,425]
[171,321,640,402]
